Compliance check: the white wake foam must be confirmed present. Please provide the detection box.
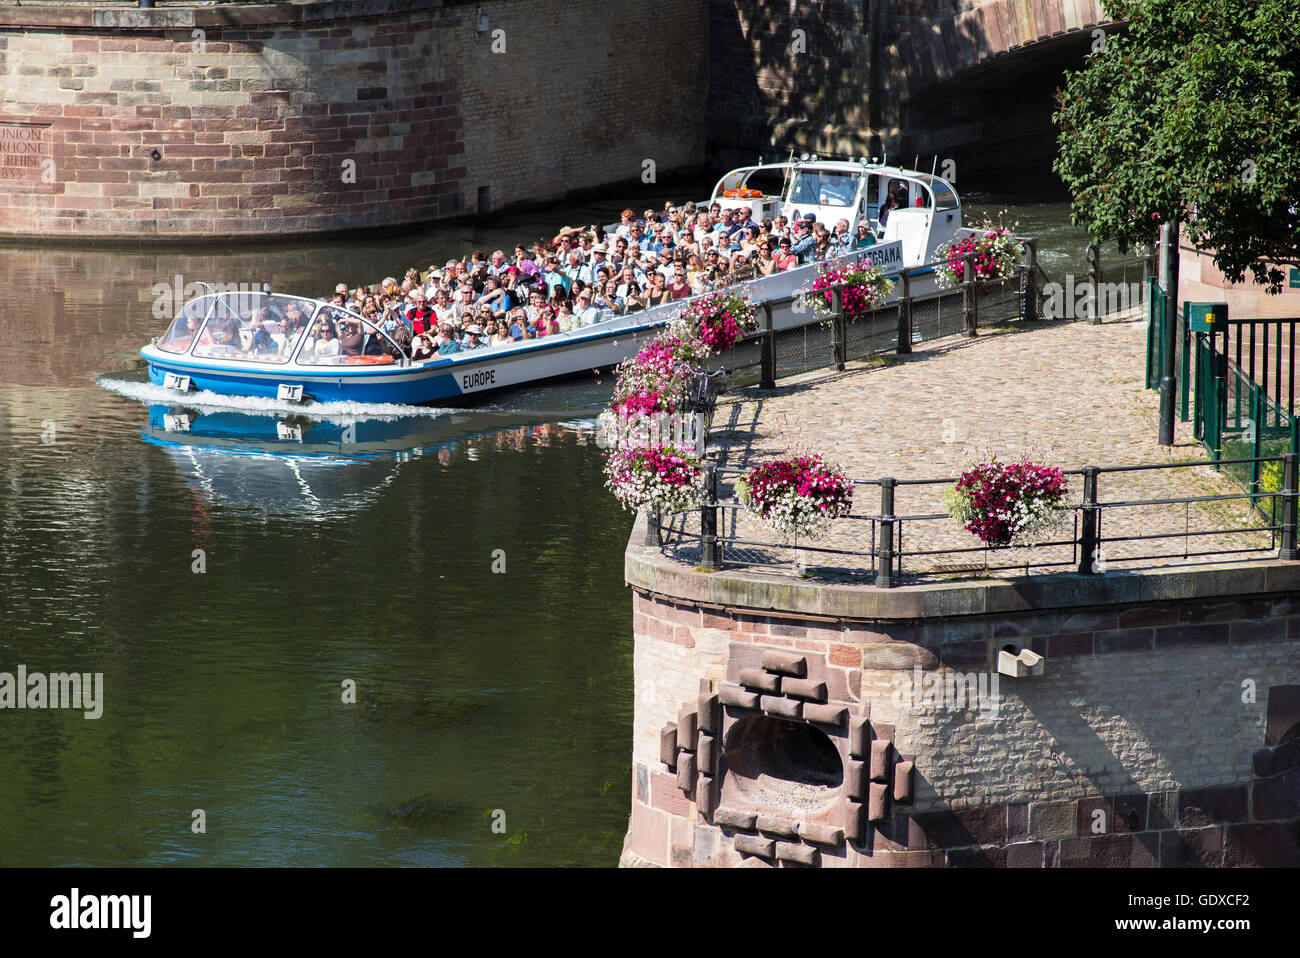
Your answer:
[96,376,452,422]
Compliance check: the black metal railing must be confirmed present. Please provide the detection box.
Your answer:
[711,241,1041,391]
[645,454,1297,586]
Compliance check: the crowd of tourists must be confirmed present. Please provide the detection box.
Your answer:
[320,197,886,359]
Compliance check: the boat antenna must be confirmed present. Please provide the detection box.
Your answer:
[913,154,919,171]
[931,155,938,177]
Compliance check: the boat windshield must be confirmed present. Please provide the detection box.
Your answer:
[178,292,318,365]
[788,169,860,207]
[296,306,400,366]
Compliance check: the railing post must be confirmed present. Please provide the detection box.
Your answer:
[760,302,776,389]
[897,269,913,354]
[643,506,661,546]
[1281,453,1298,560]
[700,461,719,569]
[833,289,846,371]
[877,478,897,588]
[1077,466,1100,574]
[1021,238,1038,323]
[1087,241,1103,325]
[963,253,978,336]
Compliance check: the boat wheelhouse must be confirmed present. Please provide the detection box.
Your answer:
[704,156,963,269]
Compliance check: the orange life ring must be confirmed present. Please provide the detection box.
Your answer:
[341,354,394,365]
[722,189,741,198]
[737,188,761,199]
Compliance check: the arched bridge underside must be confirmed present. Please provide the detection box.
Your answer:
[880,0,1119,186]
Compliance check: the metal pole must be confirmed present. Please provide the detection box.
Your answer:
[833,289,846,371]
[760,302,775,389]
[877,478,897,588]
[1159,217,1180,445]
[1022,239,1038,323]
[1282,452,1298,561]
[897,269,912,354]
[1088,241,1103,325]
[963,253,977,336]
[700,462,718,569]
[1078,466,1100,574]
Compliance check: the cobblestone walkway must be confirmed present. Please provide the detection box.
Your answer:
[665,311,1279,581]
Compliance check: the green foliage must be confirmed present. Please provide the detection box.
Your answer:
[1054,0,1300,291]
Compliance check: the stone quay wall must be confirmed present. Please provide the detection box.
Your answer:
[622,517,1300,867]
[0,0,706,240]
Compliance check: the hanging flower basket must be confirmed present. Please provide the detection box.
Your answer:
[943,457,1069,547]
[935,219,1020,288]
[672,290,757,355]
[737,453,853,540]
[801,259,895,320]
[604,444,703,514]
[610,334,706,419]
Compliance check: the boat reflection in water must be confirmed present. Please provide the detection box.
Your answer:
[107,376,599,517]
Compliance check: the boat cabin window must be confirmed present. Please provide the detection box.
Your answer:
[788,169,859,207]
[930,178,959,213]
[157,296,214,354]
[739,168,787,199]
[296,307,400,366]
[187,292,315,365]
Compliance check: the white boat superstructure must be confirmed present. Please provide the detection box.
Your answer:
[701,155,963,270]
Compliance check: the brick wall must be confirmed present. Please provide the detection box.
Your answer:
[624,585,1300,867]
[0,0,705,239]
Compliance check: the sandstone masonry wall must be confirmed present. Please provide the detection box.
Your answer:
[0,0,706,239]
[624,528,1300,867]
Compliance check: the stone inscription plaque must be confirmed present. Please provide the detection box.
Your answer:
[0,123,50,185]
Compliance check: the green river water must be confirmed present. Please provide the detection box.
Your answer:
[0,178,1093,866]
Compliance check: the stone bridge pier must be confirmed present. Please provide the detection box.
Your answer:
[708,0,1120,187]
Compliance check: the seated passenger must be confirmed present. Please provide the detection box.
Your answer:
[314,321,341,357]
[247,310,276,355]
[337,317,364,356]
[437,324,464,355]
[411,335,436,361]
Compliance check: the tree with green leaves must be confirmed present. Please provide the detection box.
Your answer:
[1054,0,1300,292]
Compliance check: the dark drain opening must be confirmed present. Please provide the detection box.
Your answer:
[724,715,843,808]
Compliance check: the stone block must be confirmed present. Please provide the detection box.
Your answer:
[738,667,780,693]
[781,677,827,701]
[733,834,775,859]
[1224,823,1300,866]
[714,806,757,830]
[719,684,760,709]
[677,706,697,746]
[760,649,807,677]
[797,821,845,847]
[776,841,818,866]
[697,732,716,774]
[1006,842,1044,868]
[868,782,890,822]
[803,703,847,726]
[1178,785,1247,826]
[1161,827,1224,867]
[761,695,802,719]
[756,814,799,838]
[1029,801,1076,840]
[846,759,867,800]
[893,760,915,803]
[1252,767,1300,821]
[870,739,893,782]
[849,716,870,758]
[697,774,716,816]
[675,751,696,794]
[697,692,719,734]
[844,801,866,843]
[659,723,677,768]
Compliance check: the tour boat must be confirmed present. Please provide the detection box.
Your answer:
[140,159,966,406]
